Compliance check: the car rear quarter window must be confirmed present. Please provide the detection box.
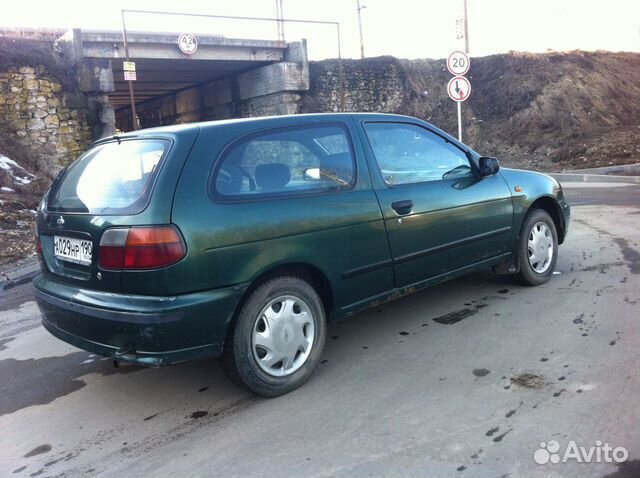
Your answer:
[47,139,169,215]
[213,124,356,200]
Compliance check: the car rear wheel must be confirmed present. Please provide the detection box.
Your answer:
[512,209,558,286]
[222,276,326,397]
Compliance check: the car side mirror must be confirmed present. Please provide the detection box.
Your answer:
[479,157,499,176]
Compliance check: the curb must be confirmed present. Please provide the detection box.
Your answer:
[550,173,640,184]
[0,258,40,291]
[563,163,640,176]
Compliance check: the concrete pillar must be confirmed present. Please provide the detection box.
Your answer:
[77,58,116,138]
[234,40,309,118]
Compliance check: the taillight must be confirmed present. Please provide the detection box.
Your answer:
[35,236,43,255]
[98,226,186,270]
[34,223,42,256]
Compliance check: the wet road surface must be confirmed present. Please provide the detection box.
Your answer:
[0,182,639,478]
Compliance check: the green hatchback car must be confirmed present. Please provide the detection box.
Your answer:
[33,113,569,396]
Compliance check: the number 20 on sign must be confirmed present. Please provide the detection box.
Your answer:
[447,50,470,76]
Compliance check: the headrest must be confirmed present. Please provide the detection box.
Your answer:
[216,165,243,195]
[255,163,291,191]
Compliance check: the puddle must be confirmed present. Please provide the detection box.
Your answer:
[24,444,52,457]
[613,238,640,274]
[0,353,143,417]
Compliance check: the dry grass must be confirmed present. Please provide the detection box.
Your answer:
[405,51,640,169]
[0,37,74,85]
[0,128,48,268]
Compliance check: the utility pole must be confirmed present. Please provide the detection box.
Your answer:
[275,0,285,41]
[121,10,137,131]
[463,0,469,53]
[356,0,366,59]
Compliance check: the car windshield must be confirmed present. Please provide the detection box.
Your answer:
[47,139,168,215]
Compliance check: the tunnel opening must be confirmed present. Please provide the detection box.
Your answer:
[57,28,310,135]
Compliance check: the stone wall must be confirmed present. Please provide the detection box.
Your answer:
[300,55,470,144]
[0,65,92,169]
[302,56,406,114]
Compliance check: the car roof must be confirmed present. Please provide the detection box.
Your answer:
[92,112,480,159]
[113,113,419,138]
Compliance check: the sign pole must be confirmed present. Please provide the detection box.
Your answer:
[457,101,462,142]
[121,10,138,131]
[447,52,470,143]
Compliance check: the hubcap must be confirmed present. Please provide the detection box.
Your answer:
[527,221,554,273]
[251,295,315,377]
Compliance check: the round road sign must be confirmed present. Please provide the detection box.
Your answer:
[178,33,198,55]
[447,50,470,76]
[447,76,471,102]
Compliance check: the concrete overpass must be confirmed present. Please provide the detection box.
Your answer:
[56,29,309,134]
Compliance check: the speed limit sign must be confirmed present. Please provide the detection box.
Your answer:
[447,50,470,76]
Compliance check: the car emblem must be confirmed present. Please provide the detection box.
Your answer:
[56,216,65,226]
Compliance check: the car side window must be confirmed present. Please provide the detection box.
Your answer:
[214,124,355,198]
[364,123,473,185]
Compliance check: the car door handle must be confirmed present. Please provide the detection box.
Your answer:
[391,200,413,215]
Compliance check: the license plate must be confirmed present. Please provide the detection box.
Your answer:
[53,236,93,266]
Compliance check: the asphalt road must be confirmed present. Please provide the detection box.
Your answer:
[1,182,639,478]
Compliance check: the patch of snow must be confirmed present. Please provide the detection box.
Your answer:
[0,153,36,185]
[1,186,15,192]
[0,154,21,170]
[14,176,32,185]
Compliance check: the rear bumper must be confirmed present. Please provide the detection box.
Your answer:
[33,274,248,366]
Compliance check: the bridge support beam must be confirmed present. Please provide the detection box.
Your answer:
[56,29,310,132]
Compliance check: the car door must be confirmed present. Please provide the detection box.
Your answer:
[359,120,514,288]
[171,118,394,313]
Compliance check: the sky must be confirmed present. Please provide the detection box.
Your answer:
[2,0,639,59]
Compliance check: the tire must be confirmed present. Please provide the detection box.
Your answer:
[511,209,558,286]
[222,276,327,397]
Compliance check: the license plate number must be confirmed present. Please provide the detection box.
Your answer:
[53,236,93,265]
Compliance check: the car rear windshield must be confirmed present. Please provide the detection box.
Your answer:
[47,139,169,215]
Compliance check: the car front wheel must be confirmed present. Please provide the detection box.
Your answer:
[222,276,326,397]
[512,209,558,286]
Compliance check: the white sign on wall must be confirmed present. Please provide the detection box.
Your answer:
[178,33,198,55]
